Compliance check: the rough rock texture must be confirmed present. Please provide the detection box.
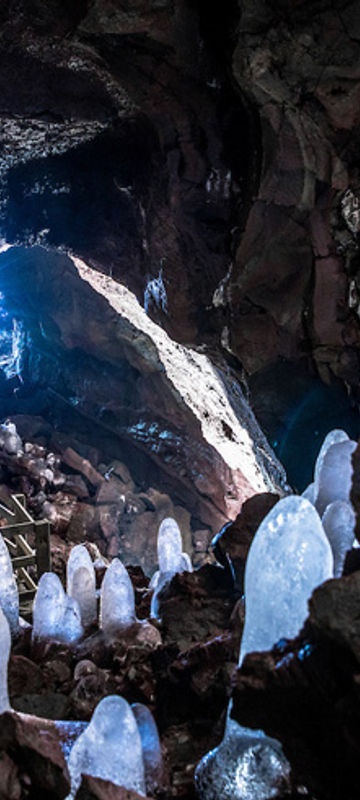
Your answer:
[231,572,360,800]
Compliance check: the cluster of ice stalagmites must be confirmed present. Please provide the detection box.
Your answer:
[66,695,163,799]
[195,429,357,800]
[150,517,192,618]
[32,572,84,645]
[302,429,357,575]
[66,695,146,799]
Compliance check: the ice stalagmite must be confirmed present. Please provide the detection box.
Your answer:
[322,500,355,578]
[32,572,83,645]
[32,573,66,643]
[132,702,163,795]
[315,439,357,517]
[0,533,19,636]
[157,518,183,573]
[151,517,192,619]
[66,695,145,799]
[100,558,136,635]
[0,606,11,712]
[67,546,97,628]
[239,496,333,664]
[314,429,349,487]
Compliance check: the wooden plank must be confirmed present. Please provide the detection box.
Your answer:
[15,534,34,557]
[19,567,37,590]
[12,555,36,569]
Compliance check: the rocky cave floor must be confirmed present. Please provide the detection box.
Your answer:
[0,417,360,799]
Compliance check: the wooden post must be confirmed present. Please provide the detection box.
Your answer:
[35,520,51,577]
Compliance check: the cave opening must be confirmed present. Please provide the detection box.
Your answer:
[0,243,285,577]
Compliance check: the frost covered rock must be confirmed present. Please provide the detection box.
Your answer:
[0,607,11,712]
[67,545,97,628]
[66,695,145,799]
[239,496,333,664]
[32,572,83,645]
[322,501,355,578]
[315,439,357,516]
[100,558,136,635]
[0,534,19,636]
[132,702,163,795]
[0,421,23,455]
[195,723,291,800]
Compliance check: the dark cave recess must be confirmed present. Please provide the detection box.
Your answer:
[249,360,360,492]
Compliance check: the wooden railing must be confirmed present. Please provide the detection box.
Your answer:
[0,492,51,615]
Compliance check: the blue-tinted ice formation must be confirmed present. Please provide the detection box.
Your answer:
[322,500,355,578]
[151,517,192,619]
[0,533,19,636]
[67,545,97,628]
[0,606,11,712]
[132,702,163,795]
[239,496,333,665]
[66,695,145,799]
[32,572,83,645]
[100,558,136,635]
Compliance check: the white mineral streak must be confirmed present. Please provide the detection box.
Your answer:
[99,558,136,635]
[322,500,355,578]
[66,695,145,799]
[239,496,333,665]
[0,534,19,636]
[72,257,270,494]
[0,607,11,712]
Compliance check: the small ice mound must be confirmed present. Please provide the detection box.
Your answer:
[66,695,146,799]
[314,429,349,487]
[0,606,11,713]
[69,566,97,628]
[301,481,315,504]
[0,421,23,455]
[132,702,164,795]
[239,496,333,665]
[67,545,95,591]
[315,439,357,516]
[32,572,65,643]
[99,558,136,636]
[0,533,19,636]
[322,501,356,578]
[157,517,183,573]
[195,723,291,800]
[32,572,83,645]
